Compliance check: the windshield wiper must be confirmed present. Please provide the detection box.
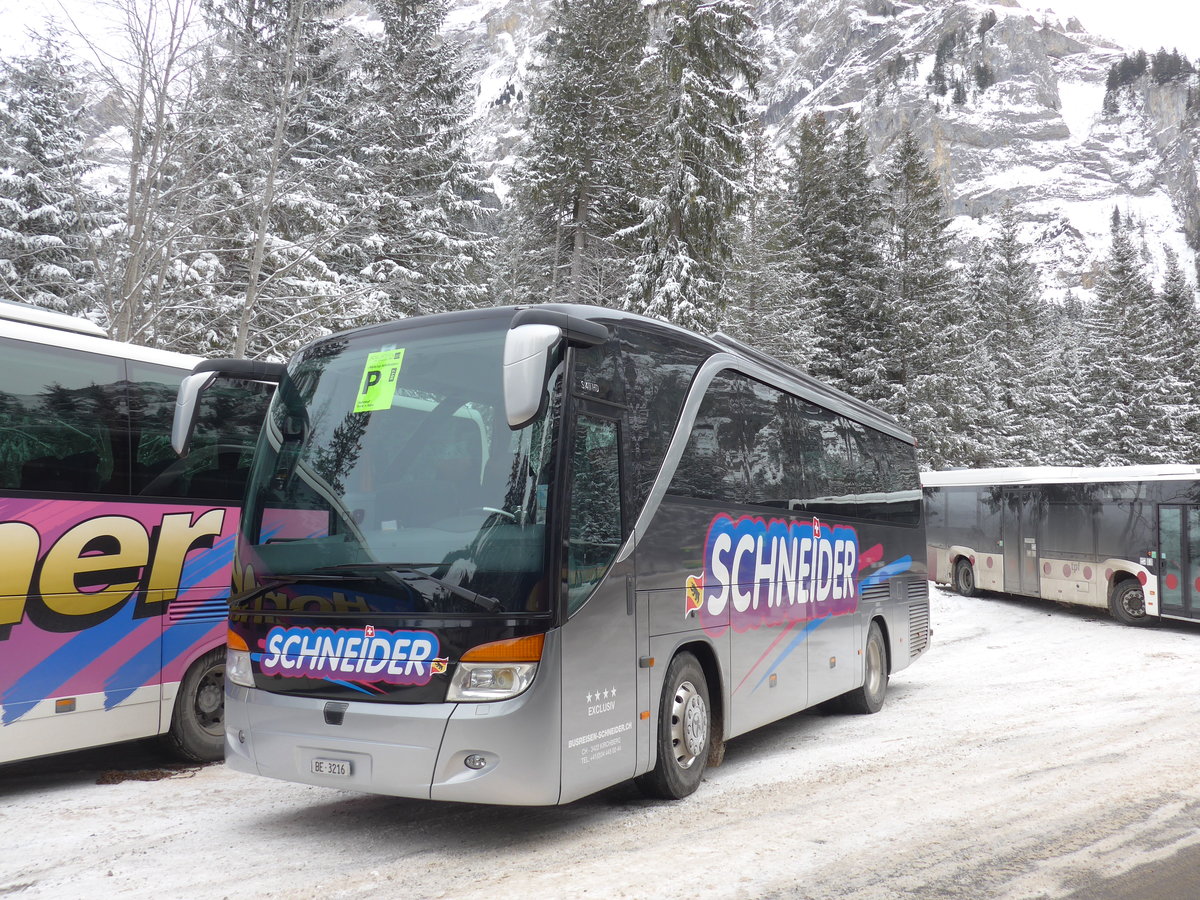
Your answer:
[229,572,373,607]
[313,563,504,613]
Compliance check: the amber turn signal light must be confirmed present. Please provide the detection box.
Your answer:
[460,633,545,663]
[227,629,250,652]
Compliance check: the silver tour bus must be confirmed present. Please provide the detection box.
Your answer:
[174,305,931,804]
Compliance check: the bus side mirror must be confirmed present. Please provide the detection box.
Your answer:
[172,371,218,457]
[171,358,285,457]
[504,324,562,429]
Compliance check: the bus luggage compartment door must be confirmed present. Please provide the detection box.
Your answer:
[1002,489,1040,597]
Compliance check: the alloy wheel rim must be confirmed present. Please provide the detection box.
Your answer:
[670,680,707,769]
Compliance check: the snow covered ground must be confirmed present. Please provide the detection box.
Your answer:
[3,585,1200,899]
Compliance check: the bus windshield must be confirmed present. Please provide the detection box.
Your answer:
[240,320,561,616]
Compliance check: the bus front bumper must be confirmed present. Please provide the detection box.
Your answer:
[224,676,563,805]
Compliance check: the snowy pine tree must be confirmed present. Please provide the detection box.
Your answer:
[879,129,966,466]
[0,36,98,316]
[1040,292,1089,464]
[723,114,821,371]
[1072,217,1177,464]
[1158,246,1200,461]
[810,115,889,403]
[348,0,495,320]
[511,0,652,307]
[177,0,362,358]
[977,204,1051,464]
[622,0,759,332]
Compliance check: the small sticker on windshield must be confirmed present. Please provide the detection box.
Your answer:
[355,349,406,413]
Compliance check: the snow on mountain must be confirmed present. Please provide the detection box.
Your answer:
[7,0,1195,305]
[444,0,1200,303]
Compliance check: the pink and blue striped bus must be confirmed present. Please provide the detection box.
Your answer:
[0,301,272,764]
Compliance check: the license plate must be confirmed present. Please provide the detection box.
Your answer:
[311,757,351,777]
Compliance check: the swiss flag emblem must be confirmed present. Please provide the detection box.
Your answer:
[365,625,376,637]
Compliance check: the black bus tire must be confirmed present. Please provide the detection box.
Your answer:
[954,558,978,597]
[163,648,226,762]
[839,620,889,715]
[1109,579,1155,627]
[635,652,710,800]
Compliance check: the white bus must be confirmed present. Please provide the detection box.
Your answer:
[0,301,272,764]
[176,304,932,804]
[925,465,1200,626]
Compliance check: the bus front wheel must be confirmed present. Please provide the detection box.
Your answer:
[163,648,226,762]
[636,652,709,800]
[1109,579,1155,627]
[954,558,978,597]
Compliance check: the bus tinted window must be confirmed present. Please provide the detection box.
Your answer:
[666,369,921,523]
[743,377,789,508]
[787,397,855,518]
[670,371,746,503]
[567,416,623,614]
[1044,500,1095,556]
[850,426,921,526]
[617,325,710,509]
[130,363,272,502]
[572,341,625,406]
[0,337,127,494]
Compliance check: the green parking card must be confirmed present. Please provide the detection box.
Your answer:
[354,348,406,413]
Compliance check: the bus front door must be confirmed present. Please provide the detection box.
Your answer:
[557,413,642,803]
[1157,506,1200,620]
[1002,489,1040,597]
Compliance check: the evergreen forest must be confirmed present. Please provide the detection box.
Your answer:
[1,0,1198,471]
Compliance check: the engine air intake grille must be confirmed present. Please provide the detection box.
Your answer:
[908,589,931,658]
[861,584,890,604]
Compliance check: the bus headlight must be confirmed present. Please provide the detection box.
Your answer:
[227,648,254,688]
[447,662,537,702]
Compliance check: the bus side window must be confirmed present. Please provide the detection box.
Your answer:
[670,371,747,503]
[615,326,711,512]
[743,377,788,508]
[784,399,846,516]
[0,337,126,495]
[846,422,921,525]
[567,416,622,615]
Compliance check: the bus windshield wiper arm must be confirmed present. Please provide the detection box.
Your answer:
[230,572,373,606]
[313,563,504,613]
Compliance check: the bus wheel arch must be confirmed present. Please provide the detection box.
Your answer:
[1108,575,1155,628]
[871,615,893,676]
[636,648,714,799]
[953,556,978,597]
[685,641,727,768]
[163,647,226,762]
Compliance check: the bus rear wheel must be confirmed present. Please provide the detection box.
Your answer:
[636,652,709,800]
[1109,579,1155,627]
[837,620,889,714]
[163,648,226,762]
[954,558,978,597]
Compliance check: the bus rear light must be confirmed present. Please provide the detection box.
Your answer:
[460,633,545,663]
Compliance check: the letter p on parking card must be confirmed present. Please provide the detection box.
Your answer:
[355,349,405,413]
